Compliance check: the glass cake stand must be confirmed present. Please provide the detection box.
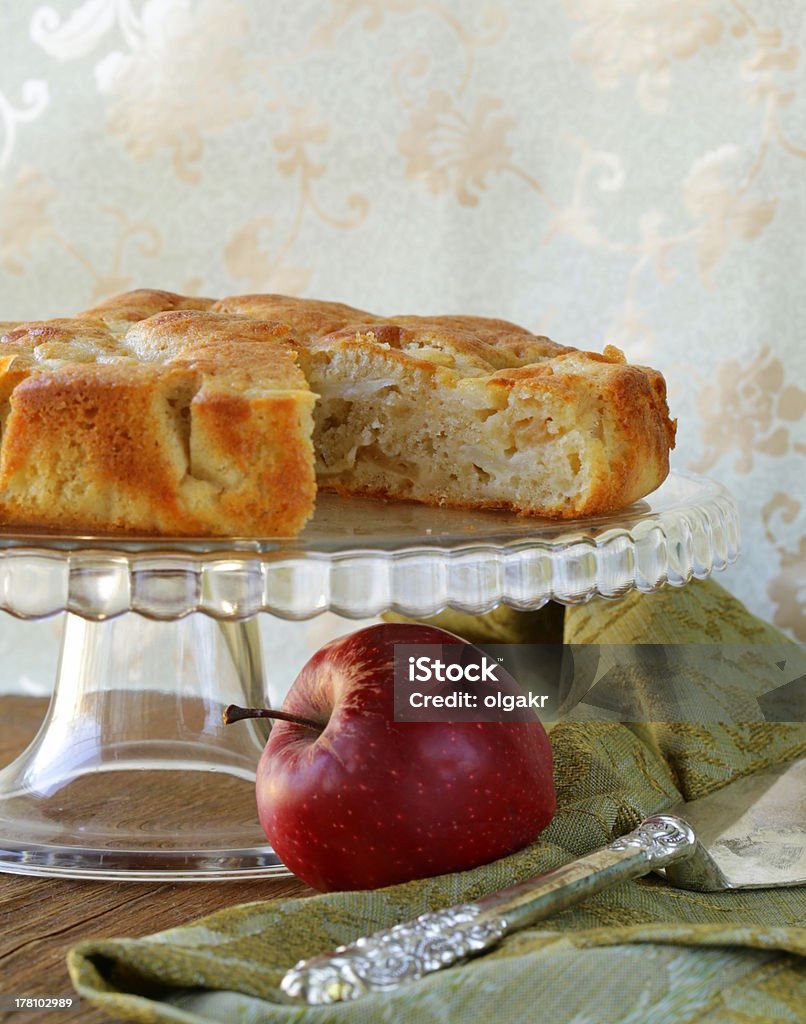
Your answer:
[0,470,739,880]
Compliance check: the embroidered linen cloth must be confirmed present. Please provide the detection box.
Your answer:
[68,580,806,1023]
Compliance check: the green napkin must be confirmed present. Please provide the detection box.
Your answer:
[69,580,806,1023]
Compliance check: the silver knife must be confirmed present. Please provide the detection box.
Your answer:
[281,757,806,1005]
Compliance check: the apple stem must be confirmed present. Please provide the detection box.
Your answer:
[223,704,324,733]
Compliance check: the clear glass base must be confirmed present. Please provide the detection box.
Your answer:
[0,614,290,880]
[0,472,740,619]
[0,473,740,880]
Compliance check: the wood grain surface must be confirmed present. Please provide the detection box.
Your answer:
[0,696,312,1024]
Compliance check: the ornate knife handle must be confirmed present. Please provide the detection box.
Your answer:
[281,814,701,1005]
[280,903,508,1005]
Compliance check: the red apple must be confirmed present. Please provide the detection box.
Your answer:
[227,622,554,892]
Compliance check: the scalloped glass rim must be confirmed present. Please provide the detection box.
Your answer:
[0,471,739,621]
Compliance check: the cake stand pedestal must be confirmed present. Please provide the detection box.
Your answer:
[0,471,739,880]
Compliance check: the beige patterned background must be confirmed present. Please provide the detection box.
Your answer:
[0,1,804,689]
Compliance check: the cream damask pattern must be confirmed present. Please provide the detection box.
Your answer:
[398,91,517,207]
[0,165,162,302]
[314,1,507,92]
[762,494,806,639]
[564,0,724,113]
[0,167,53,275]
[223,104,369,293]
[693,345,806,473]
[31,0,255,181]
[0,80,49,169]
[0,0,803,640]
[95,1,254,182]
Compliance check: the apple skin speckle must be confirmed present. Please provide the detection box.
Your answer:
[255,623,555,892]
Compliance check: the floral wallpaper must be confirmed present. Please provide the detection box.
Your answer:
[0,0,804,652]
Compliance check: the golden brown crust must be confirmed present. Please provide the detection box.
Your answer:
[80,288,215,324]
[2,362,193,532]
[0,289,676,534]
[0,305,315,536]
[211,294,378,340]
[315,322,570,375]
[384,316,571,367]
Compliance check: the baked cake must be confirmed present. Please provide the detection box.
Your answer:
[0,290,675,536]
[0,296,316,535]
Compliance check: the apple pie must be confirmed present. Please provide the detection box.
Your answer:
[0,290,675,535]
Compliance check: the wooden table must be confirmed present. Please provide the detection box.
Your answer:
[0,697,312,1024]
